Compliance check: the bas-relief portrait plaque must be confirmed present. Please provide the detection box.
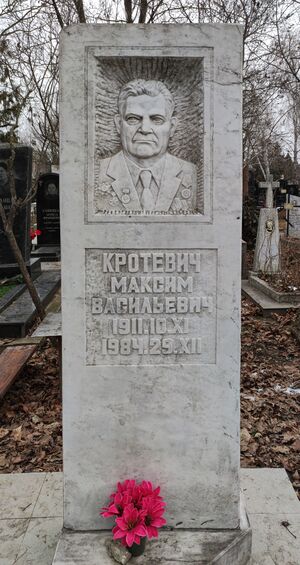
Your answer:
[86,249,217,365]
[86,56,207,218]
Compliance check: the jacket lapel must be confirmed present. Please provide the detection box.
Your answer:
[106,152,142,212]
[155,153,182,212]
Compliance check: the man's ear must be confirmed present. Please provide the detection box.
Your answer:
[170,116,177,137]
[114,114,121,134]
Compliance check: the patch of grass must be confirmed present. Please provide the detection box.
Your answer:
[0,284,17,299]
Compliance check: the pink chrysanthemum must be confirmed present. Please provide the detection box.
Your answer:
[111,479,136,499]
[101,478,166,547]
[139,480,163,500]
[101,491,132,517]
[113,503,147,547]
[142,497,167,539]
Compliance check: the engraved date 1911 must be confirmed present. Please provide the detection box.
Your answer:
[101,337,202,355]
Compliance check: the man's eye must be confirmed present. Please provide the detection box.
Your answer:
[151,116,165,125]
[126,116,140,125]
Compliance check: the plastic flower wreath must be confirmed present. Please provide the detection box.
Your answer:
[30,228,42,241]
[101,479,166,548]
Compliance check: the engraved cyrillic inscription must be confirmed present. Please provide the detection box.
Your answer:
[86,249,217,365]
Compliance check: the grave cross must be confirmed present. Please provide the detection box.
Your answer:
[259,174,280,209]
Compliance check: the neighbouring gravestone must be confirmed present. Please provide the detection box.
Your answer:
[0,144,41,279]
[253,174,280,273]
[32,172,61,261]
[288,195,300,238]
[53,24,251,564]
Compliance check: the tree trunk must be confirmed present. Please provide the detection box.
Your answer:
[5,227,46,321]
[51,0,65,29]
[73,0,86,23]
[139,0,148,23]
[293,113,298,168]
[124,0,133,23]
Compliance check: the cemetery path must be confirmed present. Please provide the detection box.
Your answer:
[0,302,299,500]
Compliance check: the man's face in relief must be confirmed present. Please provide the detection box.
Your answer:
[114,93,177,162]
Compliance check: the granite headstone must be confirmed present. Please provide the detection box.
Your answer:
[36,173,60,246]
[0,144,40,278]
[32,172,61,261]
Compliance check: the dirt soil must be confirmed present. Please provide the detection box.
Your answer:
[241,299,300,499]
[0,302,299,500]
[0,339,62,473]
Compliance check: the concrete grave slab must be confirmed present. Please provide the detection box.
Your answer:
[15,517,62,565]
[241,468,300,515]
[242,280,299,315]
[0,473,45,519]
[32,473,63,518]
[0,470,299,564]
[0,518,29,565]
[32,312,62,338]
[249,513,300,565]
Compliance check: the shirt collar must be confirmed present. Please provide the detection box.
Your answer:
[124,155,166,187]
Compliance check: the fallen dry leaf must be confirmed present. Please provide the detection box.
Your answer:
[11,425,23,441]
[292,439,300,452]
[0,428,10,440]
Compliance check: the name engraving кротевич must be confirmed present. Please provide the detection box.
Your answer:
[86,249,217,365]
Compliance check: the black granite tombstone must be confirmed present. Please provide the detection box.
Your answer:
[32,173,60,261]
[0,144,41,278]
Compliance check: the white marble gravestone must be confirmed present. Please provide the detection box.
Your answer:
[253,175,280,274]
[289,195,300,237]
[54,24,251,563]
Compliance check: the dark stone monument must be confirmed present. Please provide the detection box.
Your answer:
[0,144,41,279]
[31,172,60,261]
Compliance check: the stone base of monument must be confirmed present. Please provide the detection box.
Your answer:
[242,272,300,316]
[0,257,42,280]
[249,272,300,304]
[52,502,251,565]
[31,245,61,262]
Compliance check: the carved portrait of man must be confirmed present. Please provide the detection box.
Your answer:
[94,79,197,213]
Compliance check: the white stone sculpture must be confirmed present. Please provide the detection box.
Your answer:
[94,80,197,214]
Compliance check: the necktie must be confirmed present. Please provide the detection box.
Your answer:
[140,170,155,211]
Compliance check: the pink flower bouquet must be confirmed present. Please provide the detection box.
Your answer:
[101,479,166,554]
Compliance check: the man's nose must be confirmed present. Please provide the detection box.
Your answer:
[138,117,153,133]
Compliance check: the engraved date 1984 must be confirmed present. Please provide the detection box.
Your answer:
[101,337,202,356]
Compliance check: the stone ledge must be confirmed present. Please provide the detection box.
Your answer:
[249,273,300,305]
[0,271,61,338]
[52,526,251,565]
[242,280,300,316]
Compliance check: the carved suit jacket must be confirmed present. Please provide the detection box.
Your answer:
[94,151,197,213]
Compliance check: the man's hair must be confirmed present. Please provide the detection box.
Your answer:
[118,79,175,117]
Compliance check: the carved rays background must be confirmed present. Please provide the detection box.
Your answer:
[93,56,204,212]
